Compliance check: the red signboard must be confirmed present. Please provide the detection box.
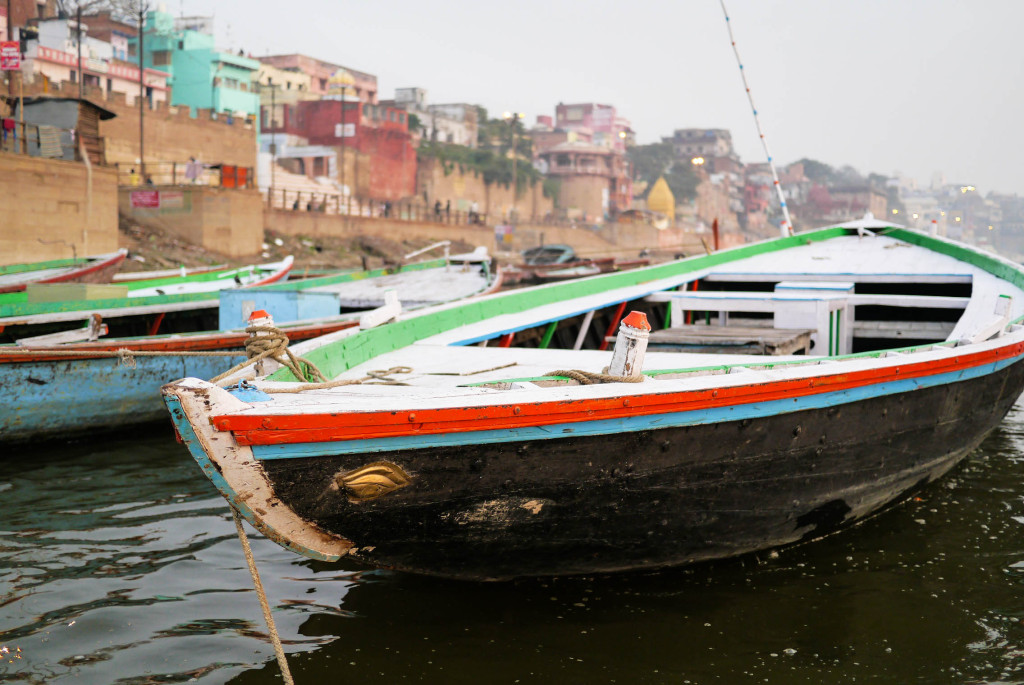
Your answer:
[0,42,20,71]
[130,190,160,208]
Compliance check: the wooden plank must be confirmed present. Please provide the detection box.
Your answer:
[650,325,813,355]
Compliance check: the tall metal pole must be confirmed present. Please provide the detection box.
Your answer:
[270,84,276,198]
[340,87,346,217]
[76,3,83,99]
[138,5,145,178]
[510,126,517,222]
[7,0,15,97]
[76,4,82,98]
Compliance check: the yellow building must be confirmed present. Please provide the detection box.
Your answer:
[646,176,675,225]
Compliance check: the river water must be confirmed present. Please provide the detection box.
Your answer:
[2,402,1024,685]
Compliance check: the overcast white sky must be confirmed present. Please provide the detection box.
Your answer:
[186,0,1023,195]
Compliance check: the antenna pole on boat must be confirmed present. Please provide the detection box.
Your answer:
[719,0,794,236]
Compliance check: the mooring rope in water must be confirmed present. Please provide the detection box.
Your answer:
[231,509,295,685]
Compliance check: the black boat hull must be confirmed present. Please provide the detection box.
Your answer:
[258,359,1024,581]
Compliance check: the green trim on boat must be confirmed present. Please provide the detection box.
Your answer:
[0,255,91,276]
[270,227,851,381]
[255,258,448,292]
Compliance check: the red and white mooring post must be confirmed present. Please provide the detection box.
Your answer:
[608,311,651,379]
[248,309,275,375]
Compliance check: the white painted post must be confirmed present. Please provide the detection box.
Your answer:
[608,311,651,379]
[247,309,275,376]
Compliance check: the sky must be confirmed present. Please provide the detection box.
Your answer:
[183,0,1024,195]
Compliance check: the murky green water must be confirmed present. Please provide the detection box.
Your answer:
[2,402,1024,684]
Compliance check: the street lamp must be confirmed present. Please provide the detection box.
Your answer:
[257,82,279,200]
[503,111,524,223]
[691,156,705,167]
[329,69,355,216]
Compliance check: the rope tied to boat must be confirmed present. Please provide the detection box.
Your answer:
[209,324,329,386]
[258,366,413,393]
[211,325,415,392]
[544,369,645,385]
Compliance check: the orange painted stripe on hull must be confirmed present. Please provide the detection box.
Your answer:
[217,342,1024,447]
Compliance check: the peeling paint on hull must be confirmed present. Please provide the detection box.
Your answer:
[0,354,244,443]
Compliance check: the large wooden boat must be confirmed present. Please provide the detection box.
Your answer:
[0,253,499,443]
[163,220,1024,580]
[0,249,128,294]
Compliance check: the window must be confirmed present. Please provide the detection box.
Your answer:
[398,113,405,124]
[152,50,172,66]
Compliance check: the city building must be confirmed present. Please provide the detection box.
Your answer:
[80,11,135,61]
[537,141,632,221]
[135,10,259,118]
[3,0,54,34]
[21,17,168,106]
[256,62,314,104]
[261,94,415,200]
[554,103,632,152]
[388,88,477,147]
[260,54,377,103]
[665,128,736,163]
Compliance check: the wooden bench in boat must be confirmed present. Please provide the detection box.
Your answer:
[646,281,973,355]
[648,324,813,355]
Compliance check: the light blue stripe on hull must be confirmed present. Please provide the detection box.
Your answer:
[251,354,1024,461]
[0,354,245,442]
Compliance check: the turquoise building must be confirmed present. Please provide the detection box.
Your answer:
[134,11,260,118]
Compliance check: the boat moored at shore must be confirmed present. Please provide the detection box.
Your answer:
[164,221,1024,580]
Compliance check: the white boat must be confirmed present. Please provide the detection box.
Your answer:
[164,220,1024,580]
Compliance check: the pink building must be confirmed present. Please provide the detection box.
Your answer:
[554,103,632,152]
[260,54,377,104]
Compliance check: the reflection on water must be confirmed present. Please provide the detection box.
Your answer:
[1,404,1023,684]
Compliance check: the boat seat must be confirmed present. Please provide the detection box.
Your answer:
[663,290,851,356]
[649,324,813,355]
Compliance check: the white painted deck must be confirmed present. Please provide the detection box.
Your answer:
[227,231,1024,416]
[308,264,491,308]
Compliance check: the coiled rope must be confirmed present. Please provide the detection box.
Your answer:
[544,369,645,384]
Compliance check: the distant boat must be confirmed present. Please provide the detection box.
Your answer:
[164,220,1024,580]
[0,250,500,443]
[112,263,229,282]
[507,244,616,284]
[0,249,128,294]
[0,257,295,342]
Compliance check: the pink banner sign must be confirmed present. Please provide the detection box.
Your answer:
[130,190,160,208]
[0,42,20,71]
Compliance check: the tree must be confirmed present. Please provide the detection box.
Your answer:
[627,142,699,202]
[796,158,836,184]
